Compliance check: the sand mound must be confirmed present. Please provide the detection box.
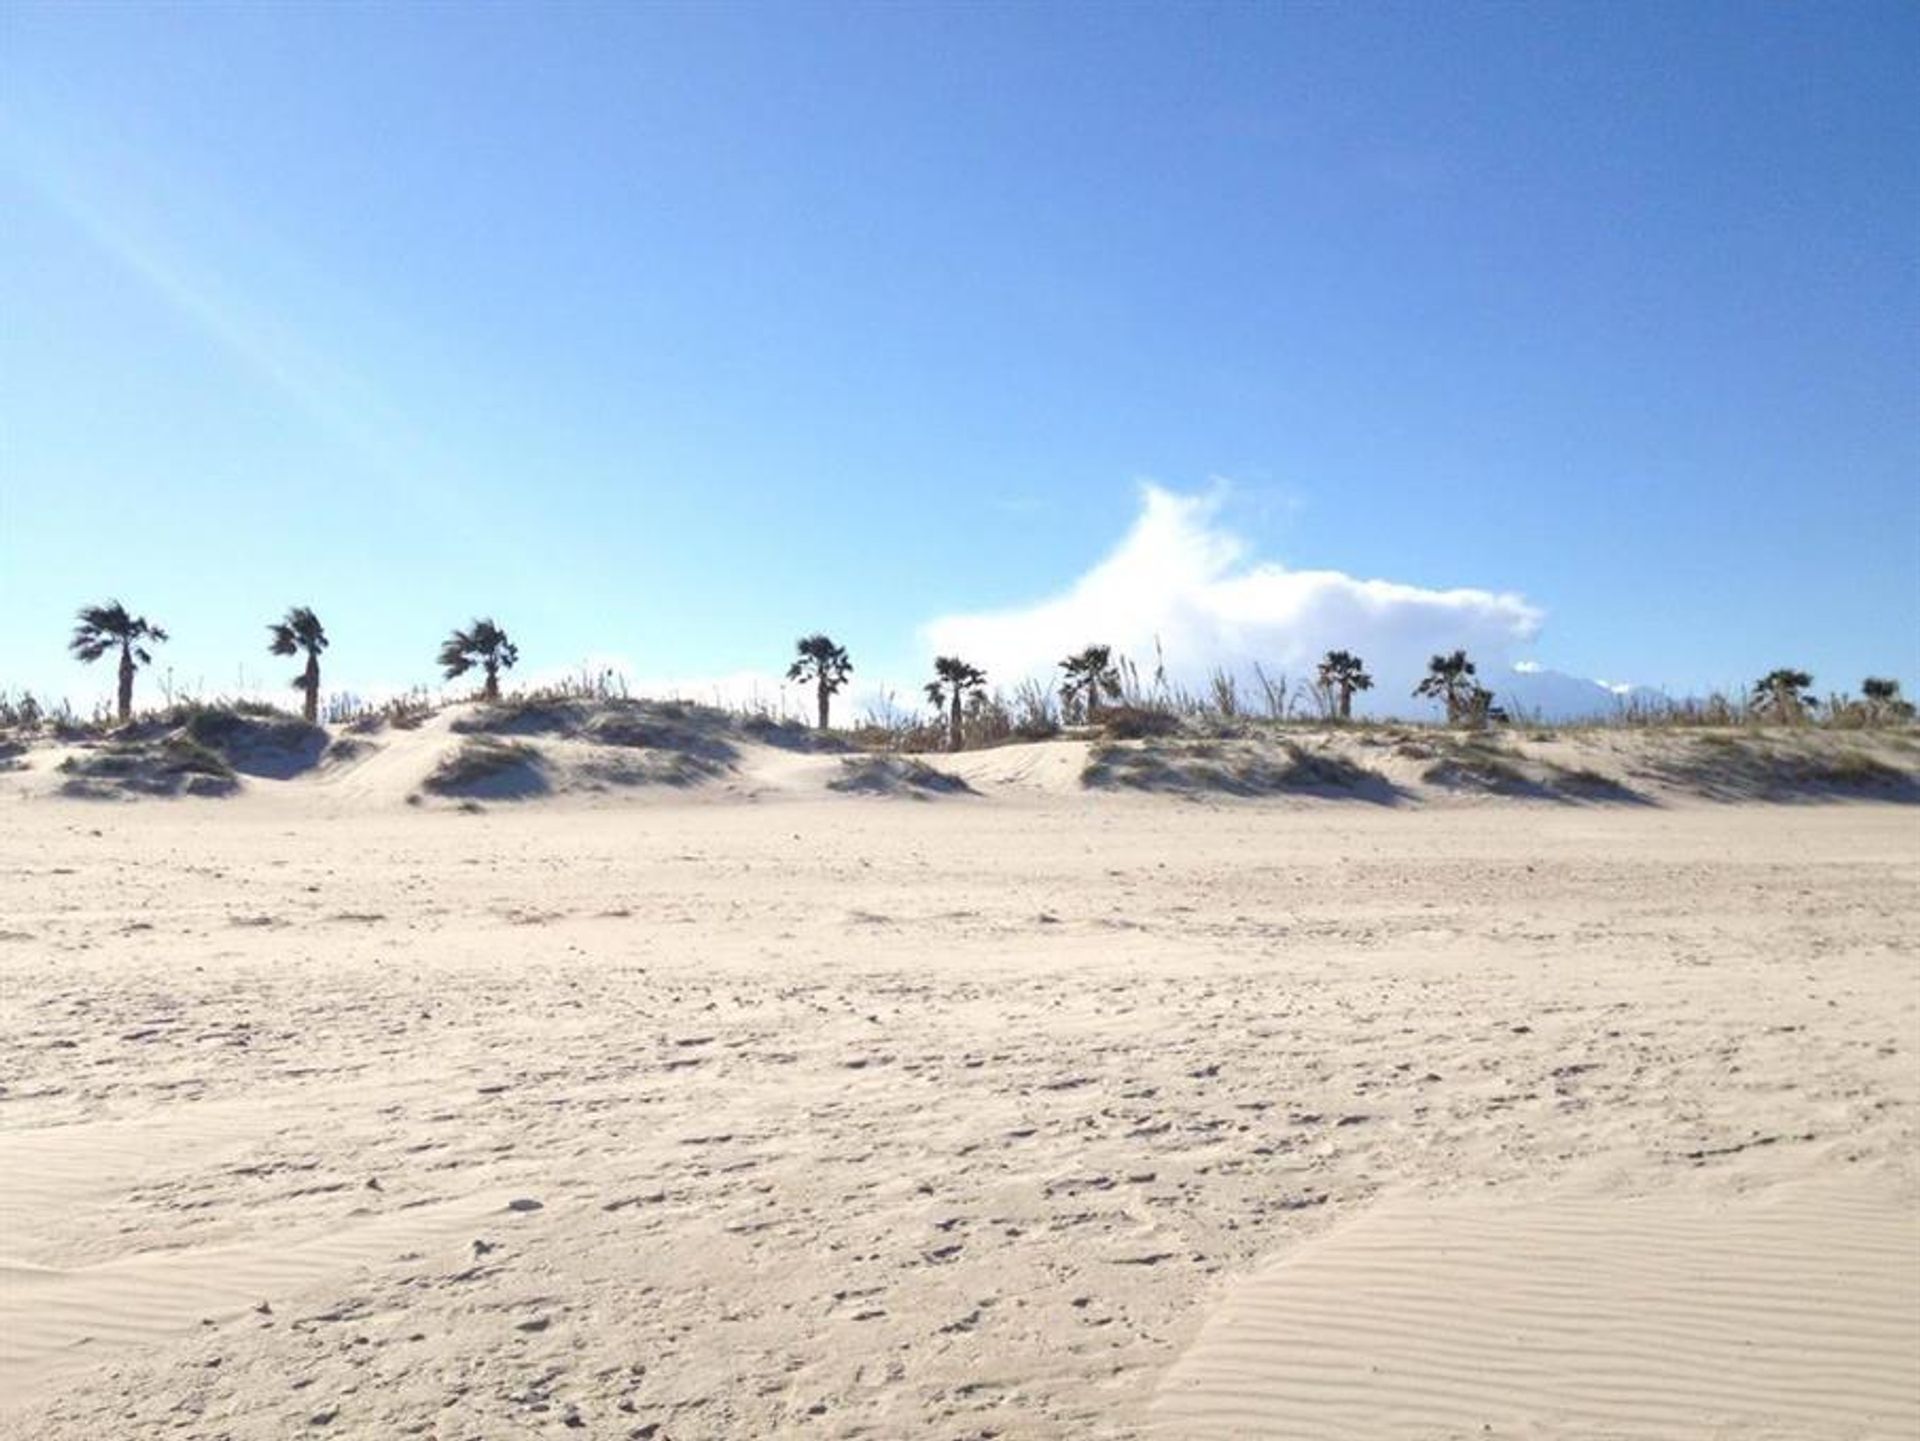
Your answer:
[418,736,552,800]
[56,735,239,799]
[826,755,974,797]
[1082,736,1400,802]
[449,696,812,762]
[7,704,1917,812]
[173,708,330,779]
[413,701,754,802]
[1629,731,1920,802]
[1152,1183,1920,1439]
[45,707,333,799]
[1418,739,1547,796]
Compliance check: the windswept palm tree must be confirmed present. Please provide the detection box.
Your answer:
[268,606,329,722]
[787,634,853,731]
[439,618,519,702]
[1752,668,1813,723]
[925,656,987,753]
[70,600,168,724]
[1413,649,1481,725]
[1059,644,1122,722]
[1316,650,1373,721]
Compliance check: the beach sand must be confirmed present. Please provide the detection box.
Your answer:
[2,713,1915,1438]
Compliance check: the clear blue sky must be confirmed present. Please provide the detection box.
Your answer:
[3,1,1915,711]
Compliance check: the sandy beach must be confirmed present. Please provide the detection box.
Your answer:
[2,713,1916,1438]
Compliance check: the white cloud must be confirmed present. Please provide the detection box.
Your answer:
[921,484,1543,708]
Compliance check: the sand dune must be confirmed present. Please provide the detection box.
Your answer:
[8,700,1918,811]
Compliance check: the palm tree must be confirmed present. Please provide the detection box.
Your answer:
[1752,668,1813,723]
[267,606,329,723]
[439,618,519,702]
[787,634,853,731]
[925,655,987,753]
[70,600,168,724]
[1316,650,1373,721]
[1059,644,1122,722]
[1413,649,1481,725]
[1861,677,1910,723]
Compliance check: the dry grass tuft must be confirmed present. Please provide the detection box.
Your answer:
[421,738,549,799]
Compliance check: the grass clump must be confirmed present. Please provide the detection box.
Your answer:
[828,756,974,797]
[1099,705,1185,740]
[1082,737,1392,800]
[1420,752,1533,795]
[57,735,239,798]
[576,750,731,789]
[422,738,548,799]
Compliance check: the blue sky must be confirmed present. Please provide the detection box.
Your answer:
[3,1,1915,716]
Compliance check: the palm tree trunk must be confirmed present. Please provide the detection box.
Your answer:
[817,678,830,731]
[302,655,320,723]
[117,646,134,724]
[949,695,962,752]
[483,661,499,702]
[1338,685,1352,721]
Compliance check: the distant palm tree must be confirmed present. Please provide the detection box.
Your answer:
[1860,677,1909,723]
[1059,644,1122,722]
[439,618,519,702]
[70,600,168,724]
[1752,668,1813,723]
[1316,650,1373,721]
[925,655,987,752]
[787,634,853,731]
[267,606,329,723]
[1413,649,1479,724]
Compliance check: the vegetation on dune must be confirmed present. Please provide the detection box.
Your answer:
[1413,649,1504,727]
[925,656,989,752]
[1419,739,1535,796]
[788,634,853,731]
[451,694,746,766]
[828,755,974,797]
[57,733,238,798]
[14,608,1915,777]
[438,618,518,702]
[69,601,167,725]
[1058,644,1123,723]
[1752,668,1814,723]
[1317,650,1374,722]
[1860,677,1914,726]
[267,606,329,722]
[1081,735,1394,800]
[421,736,547,798]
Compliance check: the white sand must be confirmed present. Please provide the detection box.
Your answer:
[1153,1185,1919,1438]
[1,716,1915,1438]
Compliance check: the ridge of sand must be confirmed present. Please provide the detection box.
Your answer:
[9,707,1916,808]
[1151,1181,1920,1439]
